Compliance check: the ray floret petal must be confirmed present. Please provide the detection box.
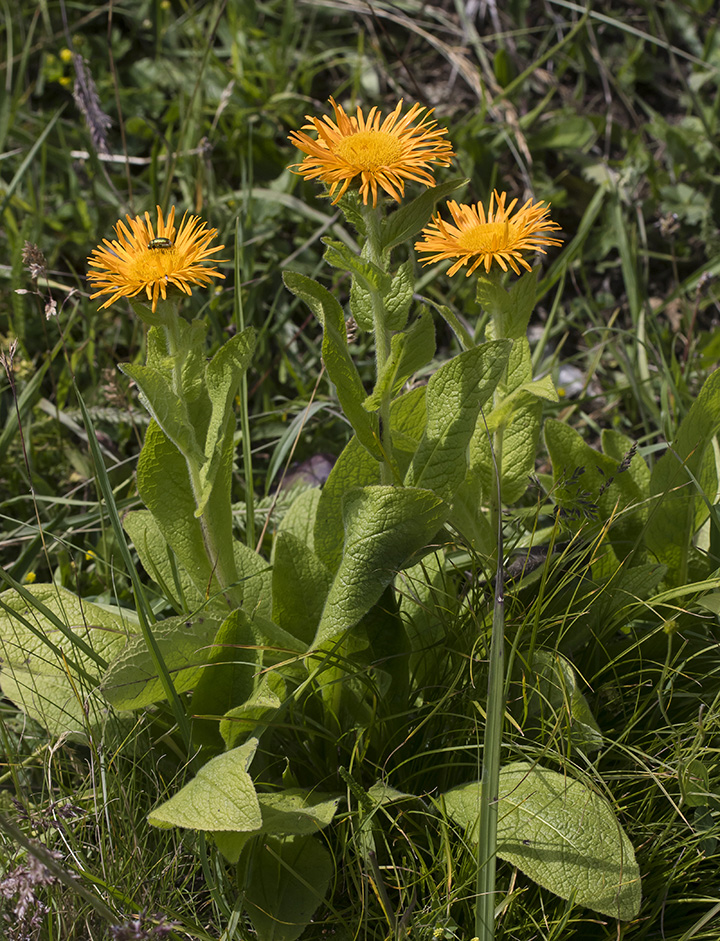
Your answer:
[87,205,226,312]
[288,96,455,206]
[415,190,563,277]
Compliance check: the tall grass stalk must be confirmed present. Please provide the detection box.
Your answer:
[476,425,506,940]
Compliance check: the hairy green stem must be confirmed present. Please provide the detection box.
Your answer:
[476,281,509,940]
[235,216,256,550]
[164,313,185,401]
[163,318,238,601]
[362,201,394,482]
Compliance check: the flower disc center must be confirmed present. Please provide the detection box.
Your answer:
[335,130,405,170]
[131,250,179,281]
[457,222,512,253]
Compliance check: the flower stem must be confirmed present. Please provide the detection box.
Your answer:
[164,313,185,400]
[235,216,255,550]
[476,273,509,940]
[162,318,238,602]
[362,201,394,482]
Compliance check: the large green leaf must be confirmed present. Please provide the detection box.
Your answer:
[0,585,133,738]
[123,509,214,614]
[469,381,552,506]
[494,397,543,503]
[392,308,436,391]
[120,319,209,465]
[137,420,267,612]
[313,436,379,574]
[405,341,512,501]
[314,387,427,573]
[272,532,331,645]
[313,485,447,648]
[220,672,285,750]
[443,761,641,920]
[276,488,322,555]
[363,332,407,414]
[149,738,261,831]
[447,476,497,554]
[545,418,649,558]
[242,834,333,941]
[362,312,435,413]
[258,790,340,837]
[145,318,207,402]
[384,258,416,331]
[399,551,456,687]
[119,362,205,466]
[233,540,273,618]
[467,307,554,506]
[602,428,651,495]
[189,609,263,747]
[101,615,221,710]
[196,327,256,516]
[213,789,340,865]
[283,271,381,460]
[137,420,236,604]
[348,248,375,331]
[130,322,256,595]
[645,368,720,582]
[483,373,558,431]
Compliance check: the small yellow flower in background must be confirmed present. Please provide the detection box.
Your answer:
[60,47,73,63]
[415,190,563,277]
[87,206,226,313]
[288,97,454,207]
[23,572,37,584]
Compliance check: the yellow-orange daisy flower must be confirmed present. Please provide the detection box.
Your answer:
[288,97,454,207]
[87,206,225,312]
[415,191,563,277]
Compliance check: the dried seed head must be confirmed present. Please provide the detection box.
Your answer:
[21,242,47,281]
[0,849,61,936]
[71,54,112,155]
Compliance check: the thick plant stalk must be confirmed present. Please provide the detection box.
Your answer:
[235,216,256,550]
[163,316,239,598]
[475,425,505,940]
[362,202,394,482]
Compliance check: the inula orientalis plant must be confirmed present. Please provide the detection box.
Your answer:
[16,93,720,939]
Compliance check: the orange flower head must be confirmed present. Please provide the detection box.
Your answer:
[288,97,454,207]
[415,191,563,277]
[87,206,226,312]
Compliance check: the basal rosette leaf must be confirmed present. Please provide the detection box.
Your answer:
[0,584,134,739]
[443,761,641,920]
[645,368,720,583]
[148,738,261,831]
